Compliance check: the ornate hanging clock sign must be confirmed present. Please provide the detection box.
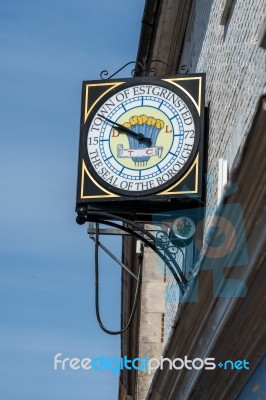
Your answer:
[76,74,206,220]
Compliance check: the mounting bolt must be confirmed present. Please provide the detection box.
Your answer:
[77,207,87,217]
[76,215,86,225]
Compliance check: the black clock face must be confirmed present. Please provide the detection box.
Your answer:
[85,79,200,196]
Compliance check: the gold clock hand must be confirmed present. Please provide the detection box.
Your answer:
[97,114,152,146]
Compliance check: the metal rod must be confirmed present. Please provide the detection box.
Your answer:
[88,226,165,236]
[90,236,138,280]
[86,212,187,293]
[93,221,143,335]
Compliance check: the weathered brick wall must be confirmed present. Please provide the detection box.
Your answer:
[164,0,265,343]
[179,0,265,205]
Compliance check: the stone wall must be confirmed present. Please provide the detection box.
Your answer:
[164,0,265,343]
[179,0,265,204]
[136,229,165,400]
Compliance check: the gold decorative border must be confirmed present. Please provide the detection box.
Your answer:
[81,160,119,199]
[84,81,125,123]
[81,77,201,199]
[162,77,202,116]
[157,154,199,195]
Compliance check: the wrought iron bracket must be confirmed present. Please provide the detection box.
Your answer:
[100,59,189,79]
[84,210,188,292]
[80,210,190,335]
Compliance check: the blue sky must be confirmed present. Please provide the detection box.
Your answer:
[0,1,144,398]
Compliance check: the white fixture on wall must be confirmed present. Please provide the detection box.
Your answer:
[217,158,228,203]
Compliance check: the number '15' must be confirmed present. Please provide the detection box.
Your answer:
[88,137,99,145]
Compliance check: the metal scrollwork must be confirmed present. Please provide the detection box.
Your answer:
[155,230,185,277]
[156,230,170,245]
[168,245,180,255]
[179,65,189,74]
[100,61,143,80]
[100,59,184,80]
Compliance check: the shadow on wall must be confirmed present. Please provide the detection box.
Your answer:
[178,0,214,73]
[223,0,237,40]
